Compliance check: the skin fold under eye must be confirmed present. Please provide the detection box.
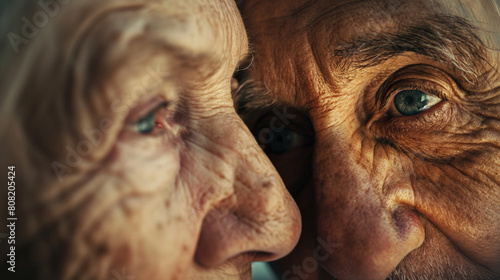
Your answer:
[391,90,442,116]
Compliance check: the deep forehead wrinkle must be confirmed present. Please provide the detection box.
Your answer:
[331,14,491,84]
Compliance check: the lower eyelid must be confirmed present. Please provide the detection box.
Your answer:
[370,102,462,161]
[377,100,449,134]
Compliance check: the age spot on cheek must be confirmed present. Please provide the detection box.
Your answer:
[262,181,272,188]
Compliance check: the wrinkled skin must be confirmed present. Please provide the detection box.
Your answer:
[239,0,500,279]
[0,0,300,279]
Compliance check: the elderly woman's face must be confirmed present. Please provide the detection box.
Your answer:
[0,0,300,279]
[239,0,500,279]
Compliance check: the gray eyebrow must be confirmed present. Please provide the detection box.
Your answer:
[331,14,492,85]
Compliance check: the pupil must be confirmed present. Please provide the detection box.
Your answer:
[268,128,293,155]
[404,96,414,105]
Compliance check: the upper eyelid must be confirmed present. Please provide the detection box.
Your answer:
[126,97,168,123]
[374,64,455,107]
[143,101,169,119]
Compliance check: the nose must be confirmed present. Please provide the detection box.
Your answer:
[194,114,301,268]
[315,138,425,280]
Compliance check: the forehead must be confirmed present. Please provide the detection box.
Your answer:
[62,0,248,65]
[249,0,492,66]
[69,0,248,98]
[151,0,248,62]
[245,0,499,60]
[246,0,440,33]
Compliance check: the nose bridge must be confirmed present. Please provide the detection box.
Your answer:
[195,112,283,210]
[313,127,425,280]
[194,112,301,267]
[230,114,300,223]
[217,112,284,196]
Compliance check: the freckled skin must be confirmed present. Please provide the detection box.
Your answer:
[0,0,301,279]
[241,0,500,279]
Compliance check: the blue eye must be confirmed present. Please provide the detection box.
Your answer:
[135,112,156,134]
[131,101,168,134]
[260,127,313,155]
[393,90,441,116]
[267,128,296,155]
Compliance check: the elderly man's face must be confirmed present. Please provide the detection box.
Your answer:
[239,0,500,279]
[0,0,301,279]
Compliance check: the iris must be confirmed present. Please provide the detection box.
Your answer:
[136,112,156,134]
[394,90,433,116]
[261,128,314,155]
[266,128,296,155]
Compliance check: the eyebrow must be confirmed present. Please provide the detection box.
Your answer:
[331,14,491,85]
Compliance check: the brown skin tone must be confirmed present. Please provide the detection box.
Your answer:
[239,0,500,279]
[0,0,300,279]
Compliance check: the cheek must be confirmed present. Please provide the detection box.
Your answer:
[311,130,423,267]
[68,138,204,279]
[410,154,500,266]
[176,137,235,214]
[313,123,500,275]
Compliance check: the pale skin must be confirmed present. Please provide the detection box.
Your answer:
[0,0,300,279]
[238,0,500,279]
